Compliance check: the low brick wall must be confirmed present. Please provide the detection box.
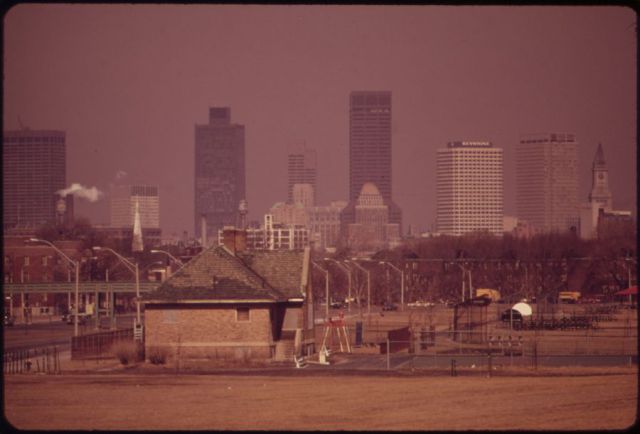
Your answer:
[144,304,274,362]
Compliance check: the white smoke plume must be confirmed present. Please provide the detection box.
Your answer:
[57,183,104,202]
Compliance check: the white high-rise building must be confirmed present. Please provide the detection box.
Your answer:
[516,133,579,233]
[110,184,160,228]
[436,141,504,236]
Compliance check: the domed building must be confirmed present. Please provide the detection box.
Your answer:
[346,182,400,252]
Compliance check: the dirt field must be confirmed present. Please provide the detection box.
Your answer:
[4,372,637,430]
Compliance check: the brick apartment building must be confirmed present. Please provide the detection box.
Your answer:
[3,236,84,318]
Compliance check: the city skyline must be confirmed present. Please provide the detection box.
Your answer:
[3,5,636,238]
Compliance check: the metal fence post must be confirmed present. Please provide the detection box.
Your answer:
[487,353,492,378]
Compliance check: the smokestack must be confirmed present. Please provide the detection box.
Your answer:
[201,214,207,248]
[238,199,248,230]
[55,195,66,225]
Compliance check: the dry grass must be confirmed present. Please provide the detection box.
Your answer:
[4,372,637,430]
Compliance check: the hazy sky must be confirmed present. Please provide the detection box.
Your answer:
[3,4,637,238]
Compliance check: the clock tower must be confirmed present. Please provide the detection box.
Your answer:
[588,143,613,212]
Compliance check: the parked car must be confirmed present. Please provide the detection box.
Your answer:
[4,313,15,326]
[408,300,434,308]
[63,313,88,325]
[330,301,344,309]
[382,302,398,311]
[442,299,457,308]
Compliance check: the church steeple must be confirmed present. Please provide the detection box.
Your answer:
[132,198,144,252]
[588,143,612,211]
[593,142,606,168]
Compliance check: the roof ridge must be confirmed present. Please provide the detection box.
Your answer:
[222,248,289,300]
[158,242,217,288]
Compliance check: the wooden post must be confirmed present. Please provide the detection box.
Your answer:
[95,286,99,330]
[386,338,390,370]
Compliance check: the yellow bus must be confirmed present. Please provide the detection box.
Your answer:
[558,291,581,303]
[475,288,501,302]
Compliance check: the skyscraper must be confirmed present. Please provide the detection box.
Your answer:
[341,91,402,238]
[3,129,66,230]
[110,184,160,228]
[292,183,315,208]
[436,141,504,236]
[516,133,579,233]
[287,146,316,205]
[194,107,246,243]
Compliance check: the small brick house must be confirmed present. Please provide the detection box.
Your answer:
[143,234,315,362]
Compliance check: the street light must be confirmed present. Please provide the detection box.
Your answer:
[379,261,405,311]
[455,262,473,302]
[93,246,141,329]
[27,238,80,337]
[311,261,330,320]
[346,259,371,317]
[150,249,185,274]
[324,258,352,312]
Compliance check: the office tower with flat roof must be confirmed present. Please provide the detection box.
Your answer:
[194,107,246,243]
[341,91,402,238]
[436,141,504,236]
[308,200,347,250]
[287,146,316,205]
[110,184,160,228]
[516,133,579,233]
[3,129,66,230]
[292,183,315,208]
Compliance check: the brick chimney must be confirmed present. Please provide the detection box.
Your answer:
[221,227,247,254]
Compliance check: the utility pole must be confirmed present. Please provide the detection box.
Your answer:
[379,261,405,311]
[347,260,371,318]
[311,261,330,320]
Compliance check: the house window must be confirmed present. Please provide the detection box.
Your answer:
[236,307,250,322]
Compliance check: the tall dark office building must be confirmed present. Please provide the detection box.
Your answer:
[287,146,317,205]
[516,133,579,233]
[3,129,67,230]
[194,107,246,244]
[341,91,402,236]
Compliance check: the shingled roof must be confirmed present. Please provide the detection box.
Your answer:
[144,245,308,303]
[236,249,308,299]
